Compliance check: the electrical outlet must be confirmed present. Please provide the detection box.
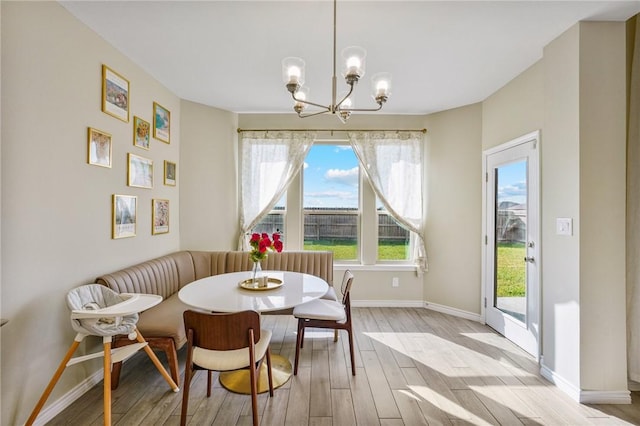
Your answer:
[392,277,399,287]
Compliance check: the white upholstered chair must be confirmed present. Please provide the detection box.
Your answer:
[293,269,355,375]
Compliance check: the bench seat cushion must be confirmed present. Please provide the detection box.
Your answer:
[136,292,189,348]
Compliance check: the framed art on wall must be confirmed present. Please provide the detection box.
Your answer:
[112,194,137,239]
[164,160,176,186]
[87,127,112,168]
[102,65,129,122]
[128,153,153,189]
[152,198,170,235]
[133,116,150,149]
[153,102,170,143]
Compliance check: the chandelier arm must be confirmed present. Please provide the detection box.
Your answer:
[335,83,355,110]
[340,103,384,113]
[291,92,332,111]
[297,109,334,119]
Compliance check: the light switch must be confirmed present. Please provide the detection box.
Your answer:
[556,218,573,236]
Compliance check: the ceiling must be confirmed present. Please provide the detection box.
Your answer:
[60,1,640,116]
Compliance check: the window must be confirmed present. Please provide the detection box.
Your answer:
[303,144,359,261]
[246,134,422,267]
[377,203,411,261]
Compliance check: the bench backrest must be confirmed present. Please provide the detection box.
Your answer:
[96,250,334,298]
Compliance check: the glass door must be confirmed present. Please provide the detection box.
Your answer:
[483,132,540,358]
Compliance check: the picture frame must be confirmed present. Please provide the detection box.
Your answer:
[164,160,177,186]
[133,116,150,150]
[152,199,170,235]
[87,127,112,168]
[112,194,137,239]
[102,65,129,122]
[153,102,170,143]
[127,153,153,189]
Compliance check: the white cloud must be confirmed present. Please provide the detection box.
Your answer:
[306,190,355,200]
[325,167,359,186]
[498,181,526,198]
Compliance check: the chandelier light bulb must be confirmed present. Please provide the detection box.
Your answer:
[294,87,309,113]
[346,56,361,76]
[282,57,306,88]
[371,72,392,103]
[375,80,389,97]
[288,66,301,84]
[341,46,366,80]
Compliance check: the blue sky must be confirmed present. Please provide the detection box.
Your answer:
[277,145,527,208]
[303,144,359,208]
[497,160,527,205]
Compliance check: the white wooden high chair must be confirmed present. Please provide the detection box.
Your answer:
[26,284,179,426]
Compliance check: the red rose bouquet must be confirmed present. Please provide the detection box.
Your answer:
[249,232,283,262]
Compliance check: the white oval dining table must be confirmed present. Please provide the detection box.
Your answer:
[178,270,329,394]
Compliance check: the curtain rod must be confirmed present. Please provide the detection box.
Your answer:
[237,128,427,134]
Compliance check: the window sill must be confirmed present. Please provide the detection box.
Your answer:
[334,263,416,272]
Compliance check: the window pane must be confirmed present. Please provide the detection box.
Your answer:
[377,207,410,261]
[303,144,359,261]
[252,194,285,235]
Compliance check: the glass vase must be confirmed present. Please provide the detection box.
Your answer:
[252,260,262,284]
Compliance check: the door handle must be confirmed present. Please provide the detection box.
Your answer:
[524,256,535,263]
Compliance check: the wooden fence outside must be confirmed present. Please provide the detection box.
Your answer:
[255,210,409,242]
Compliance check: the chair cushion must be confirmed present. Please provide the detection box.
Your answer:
[320,286,339,302]
[136,293,189,348]
[192,329,272,371]
[66,284,139,337]
[293,299,346,322]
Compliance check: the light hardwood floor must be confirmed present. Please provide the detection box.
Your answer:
[48,308,640,425]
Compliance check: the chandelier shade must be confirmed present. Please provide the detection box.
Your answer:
[282,0,391,122]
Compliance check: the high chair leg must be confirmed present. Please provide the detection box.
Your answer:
[25,339,82,426]
[103,340,112,426]
[135,328,179,392]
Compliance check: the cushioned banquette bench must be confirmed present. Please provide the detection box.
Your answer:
[95,250,333,388]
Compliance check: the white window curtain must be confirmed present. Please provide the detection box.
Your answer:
[238,131,315,250]
[348,131,428,273]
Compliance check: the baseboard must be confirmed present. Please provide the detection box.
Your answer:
[32,369,104,426]
[629,380,640,391]
[423,301,482,322]
[540,358,631,404]
[351,299,424,308]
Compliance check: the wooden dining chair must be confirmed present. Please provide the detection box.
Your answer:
[293,270,355,375]
[320,269,353,341]
[181,310,273,426]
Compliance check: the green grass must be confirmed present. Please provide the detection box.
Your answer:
[496,242,526,297]
[304,240,408,261]
[303,240,526,298]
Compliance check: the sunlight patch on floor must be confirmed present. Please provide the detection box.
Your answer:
[363,331,537,381]
[405,386,496,426]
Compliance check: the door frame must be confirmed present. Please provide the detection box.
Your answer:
[481,130,541,359]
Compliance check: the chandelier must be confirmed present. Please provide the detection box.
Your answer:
[281,0,391,122]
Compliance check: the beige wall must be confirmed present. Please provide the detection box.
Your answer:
[482,61,544,150]
[541,24,583,387]
[483,21,629,397]
[1,3,181,424]
[423,103,483,315]
[577,22,627,393]
[179,100,239,250]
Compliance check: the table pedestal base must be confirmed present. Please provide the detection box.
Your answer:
[219,354,292,394]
